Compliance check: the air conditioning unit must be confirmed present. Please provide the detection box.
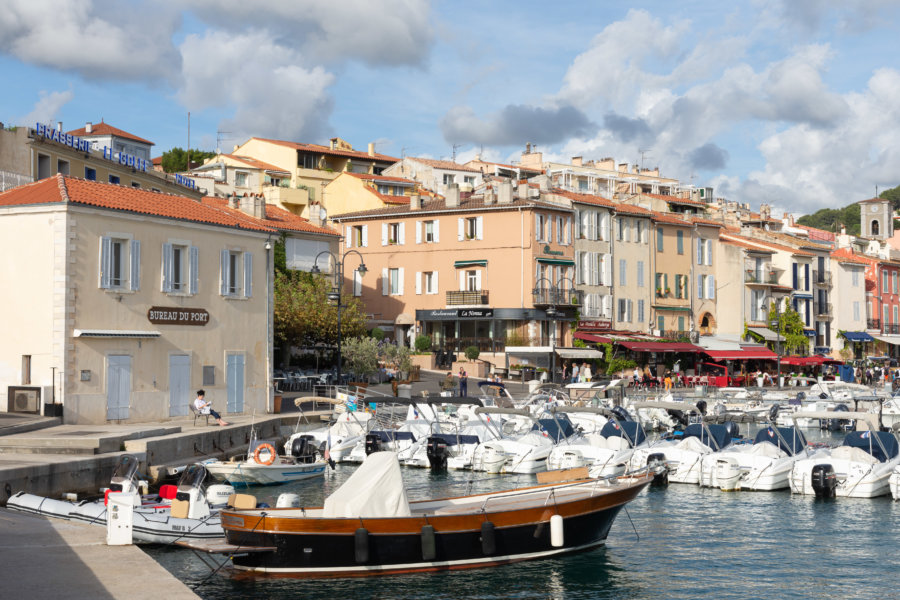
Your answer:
[652,329,662,336]
[8,386,40,414]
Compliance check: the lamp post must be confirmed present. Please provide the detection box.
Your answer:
[533,275,578,384]
[310,250,367,387]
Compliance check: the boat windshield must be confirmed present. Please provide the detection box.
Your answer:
[110,454,140,483]
[177,464,208,489]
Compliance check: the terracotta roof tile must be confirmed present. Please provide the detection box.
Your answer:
[346,172,417,184]
[549,189,616,208]
[405,157,481,173]
[249,137,398,163]
[644,192,707,207]
[66,121,153,146]
[332,194,570,220]
[220,155,290,173]
[720,233,814,256]
[202,197,338,236]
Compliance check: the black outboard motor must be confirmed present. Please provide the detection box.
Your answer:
[769,403,780,423]
[811,464,837,498]
[291,435,317,464]
[610,405,632,422]
[647,452,668,486]
[365,433,384,455]
[666,409,689,427]
[695,400,708,416]
[425,436,450,470]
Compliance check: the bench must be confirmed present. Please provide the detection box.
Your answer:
[189,404,211,426]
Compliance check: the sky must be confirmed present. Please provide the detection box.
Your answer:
[2,0,900,216]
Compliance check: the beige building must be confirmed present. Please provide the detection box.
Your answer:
[651,214,694,336]
[322,172,424,218]
[383,157,483,196]
[610,204,653,332]
[0,174,337,424]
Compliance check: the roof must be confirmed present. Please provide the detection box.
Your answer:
[858,197,887,203]
[405,157,481,173]
[651,211,693,227]
[465,159,543,174]
[831,248,870,265]
[219,154,290,174]
[201,197,338,237]
[345,172,417,185]
[618,341,703,353]
[645,193,707,208]
[719,233,814,257]
[704,348,778,360]
[611,202,653,217]
[549,189,616,209]
[66,121,153,146]
[332,193,571,221]
[796,224,836,242]
[248,137,398,163]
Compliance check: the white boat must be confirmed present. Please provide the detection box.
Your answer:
[630,421,738,485]
[889,465,900,500]
[283,400,375,463]
[397,400,499,469]
[546,406,646,477]
[470,407,572,474]
[789,411,900,498]
[204,436,327,486]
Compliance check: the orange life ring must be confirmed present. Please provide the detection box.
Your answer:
[253,443,277,466]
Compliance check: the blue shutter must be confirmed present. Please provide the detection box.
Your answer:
[189,246,199,295]
[804,264,810,291]
[220,249,229,296]
[244,252,253,298]
[129,240,140,291]
[792,263,798,289]
[696,237,702,264]
[161,243,172,292]
[99,237,111,289]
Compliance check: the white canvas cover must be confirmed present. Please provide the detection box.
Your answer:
[675,436,713,453]
[830,446,879,464]
[322,451,411,518]
[749,442,787,459]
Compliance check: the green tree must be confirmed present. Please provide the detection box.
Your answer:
[768,302,808,355]
[341,336,380,380]
[796,204,860,235]
[879,184,900,211]
[160,147,216,172]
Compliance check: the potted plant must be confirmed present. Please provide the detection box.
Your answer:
[341,336,379,388]
[656,288,663,297]
[665,287,671,295]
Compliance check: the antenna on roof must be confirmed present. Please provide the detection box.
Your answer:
[639,148,651,171]
[452,144,462,162]
[216,130,235,154]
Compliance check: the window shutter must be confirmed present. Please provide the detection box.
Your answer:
[433,271,439,294]
[161,243,172,292]
[458,218,464,241]
[460,270,466,291]
[219,249,229,296]
[415,221,422,244]
[476,216,483,240]
[399,222,406,245]
[696,237,702,264]
[706,239,713,265]
[566,217,571,244]
[353,269,362,296]
[535,214,541,241]
[398,267,404,295]
[623,220,630,242]
[574,210,581,238]
[189,246,199,295]
[130,240,140,291]
[243,251,252,298]
[804,264,810,291]
[345,225,352,248]
[592,253,600,285]
[708,274,715,299]
[792,263,798,289]
[99,236,111,289]
[434,220,440,242]
[415,271,422,295]
[362,225,368,247]
[382,223,388,246]
[603,294,611,317]
[381,268,389,295]
[575,251,583,284]
[475,270,482,290]
[697,275,704,299]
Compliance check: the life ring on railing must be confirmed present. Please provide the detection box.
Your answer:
[253,443,277,466]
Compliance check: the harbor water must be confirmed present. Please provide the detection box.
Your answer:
[146,432,900,599]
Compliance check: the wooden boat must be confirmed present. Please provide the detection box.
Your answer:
[179,451,654,578]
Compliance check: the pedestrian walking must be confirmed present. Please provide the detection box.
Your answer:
[458,367,468,397]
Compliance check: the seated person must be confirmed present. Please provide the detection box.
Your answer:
[193,389,229,426]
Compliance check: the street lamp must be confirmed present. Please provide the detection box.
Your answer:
[533,275,577,384]
[310,250,367,387]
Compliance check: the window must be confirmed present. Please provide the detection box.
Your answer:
[637,299,645,323]
[535,214,547,241]
[578,179,589,192]
[388,223,400,244]
[885,304,890,326]
[57,159,69,175]
[464,176,475,185]
[220,250,252,298]
[853,301,860,321]
[894,305,898,325]
[424,271,438,294]
[353,269,363,297]
[460,216,482,240]
[131,181,140,188]
[751,290,767,322]
[637,261,644,287]
[697,237,704,264]
[466,270,479,291]
[894,272,898,294]
[424,220,436,243]
[109,175,120,185]
[697,274,705,299]
[618,298,632,322]
[678,316,685,332]
[616,218,624,241]
[706,239,713,265]
[883,270,889,292]
[100,237,140,291]
[656,227,663,251]
[84,167,97,181]
[37,154,51,179]
[351,225,368,248]
[707,275,716,299]
[389,268,403,295]
[657,315,665,331]
[443,173,456,185]
[382,222,404,245]
[676,230,684,254]
[162,243,198,294]
[852,269,860,287]
[637,220,646,243]
[300,153,318,169]
[619,259,626,286]
[235,171,249,187]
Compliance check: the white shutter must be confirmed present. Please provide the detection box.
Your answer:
[566,217,571,244]
[459,270,465,291]
[353,269,362,296]
[708,274,716,299]
[475,270,482,290]
[623,220,630,242]
[190,246,199,295]
[604,254,611,286]
[706,239,713,265]
[382,223,388,246]
[399,222,406,245]
[219,249,229,296]
[434,220,440,243]
[575,251,583,284]
[696,237,702,264]
[381,268,388,295]
[416,271,422,295]
[458,218,464,241]
[362,225,368,247]
[415,221,422,244]
[602,295,611,318]
[698,275,704,299]
[476,216,483,240]
[345,225,352,248]
[99,236,111,289]
[593,212,599,240]
[433,271,439,294]
[161,243,172,292]
[130,239,140,291]
[243,252,252,297]
[398,267,404,295]
[535,214,541,241]
[592,253,600,285]
[574,210,581,238]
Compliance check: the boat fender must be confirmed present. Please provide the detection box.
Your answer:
[253,443,277,466]
[421,525,437,561]
[550,514,564,548]
[355,528,370,564]
[276,493,301,508]
[481,521,496,555]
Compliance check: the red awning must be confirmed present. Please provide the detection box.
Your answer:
[574,332,612,344]
[780,355,827,366]
[618,341,703,353]
[704,348,778,360]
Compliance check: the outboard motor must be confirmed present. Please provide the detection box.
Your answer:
[666,409,688,427]
[365,433,384,455]
[768,403,780,423]
[723,420,740,439]
[647,452,668,486]
[695,400,708,416]
[291,435,317,464]
[811,464,837,498]
[610,405,632,422]
[425,436,450,470]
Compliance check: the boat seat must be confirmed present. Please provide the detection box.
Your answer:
[227,493,258,510]
[170,498,190,519]
[189,404,211,426]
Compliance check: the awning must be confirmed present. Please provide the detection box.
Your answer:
[74,329,161,338]
[651,305,692,312]
[704,348,778,360]
[873,335,900,346]
[841,331,875,342]
[556,348,604,359]
[696,335,743,351]
[574,332,612,344]
[536,258,575,266]
[747,327,779,342]
[792,292,813,299]
[803,329,816,338]
[780,355,827,366]
[454,259,487,268]
[619,341,702,353]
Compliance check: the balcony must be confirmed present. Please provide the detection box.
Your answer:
[446,290,489,306]
[886,324,900,335]
[659,330,690,340]
[745,269,781,285]
[532,287,584,307]
[812,270,832,288]
[867,318,881,330]
[263,185,310,207]
[815,303,832,318]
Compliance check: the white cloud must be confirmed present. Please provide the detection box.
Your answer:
[20,89,74,126]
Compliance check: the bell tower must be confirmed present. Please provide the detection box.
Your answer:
[860,198,893,239]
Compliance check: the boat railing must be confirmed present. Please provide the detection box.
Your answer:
[478,473,624,512]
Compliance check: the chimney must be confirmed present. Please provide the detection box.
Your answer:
[572,156,583,167]
[445,183,460,208]
[526,142,532,154]
[618,162,628,173]
[498,181,513,204]
[228,194,240,209]
[85,121,92,134]
[633,164,639,174]
[57,121,62,132]
[330,137,338,150]
[517,182,528,199]
[368,143,375,157]
[310,203,322,227]
[239,194,266,219]
[483,186,495,206]
[410,194,421,210]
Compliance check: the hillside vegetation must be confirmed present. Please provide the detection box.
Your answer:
[797,184,900,234]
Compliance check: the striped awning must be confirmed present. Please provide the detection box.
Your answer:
[74,329,161,338]
[536,258,575,266]
[454,260,487,268]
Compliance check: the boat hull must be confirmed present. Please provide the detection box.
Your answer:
[205,460,326,486]
[220,475,651,578]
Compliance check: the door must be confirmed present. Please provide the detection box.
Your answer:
[106,355,131,421]
[226,354,245,414]
[169,354,191,417]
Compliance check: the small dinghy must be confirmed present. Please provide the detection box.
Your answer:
[205,435,327,486]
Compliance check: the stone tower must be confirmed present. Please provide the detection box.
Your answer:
[859,198,893,239]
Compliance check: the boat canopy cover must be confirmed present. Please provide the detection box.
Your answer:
[371,430,416,443]
[682,423,732,450]
[841,431,899,462]
[322,451,411,518]
[429,433,480,446]
[600,420,646,447]
[534,416,575,442]
[753,426,806,456]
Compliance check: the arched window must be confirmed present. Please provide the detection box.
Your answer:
[872,220,880,236]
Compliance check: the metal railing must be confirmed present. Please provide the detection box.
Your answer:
[867,319,881,330]
[813,270,832,287]
[446,290,489,305]
[745,269,780,285]
[815,303,832,317]
[532,287,584,306]
[885,324,900,335]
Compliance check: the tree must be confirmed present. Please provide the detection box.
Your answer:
[796,204,860,235]
[160,147,216,172]
[341,337,380,380]
[768,301,808,355]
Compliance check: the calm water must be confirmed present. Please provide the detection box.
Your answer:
[146,431,900,600]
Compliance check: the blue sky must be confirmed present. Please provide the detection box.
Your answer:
[2,0,900,215]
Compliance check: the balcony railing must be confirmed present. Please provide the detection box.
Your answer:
[815,303,832,317]
[867,319,881,330]
[446,290,489,306]
[812,270,832,287]
[885,324,900,335]
[745,270,780,285]
[532,287,584,307]
[659,329,690,340]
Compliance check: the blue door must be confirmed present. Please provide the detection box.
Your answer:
[169,354,191,417]
[106,355,131,421]
[226,354,245,414]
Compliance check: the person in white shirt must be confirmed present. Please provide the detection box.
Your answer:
[193,389,229,426]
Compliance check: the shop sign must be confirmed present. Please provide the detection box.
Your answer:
[35,122,90,152]
[148,306,210,326]
[459,309,493,318]
[419,309,494,320]
[578,319,612,330]
[543,244,564,256]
